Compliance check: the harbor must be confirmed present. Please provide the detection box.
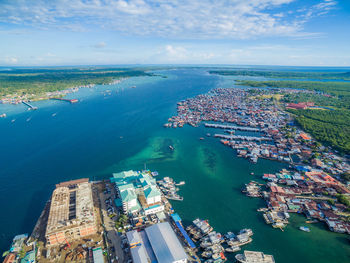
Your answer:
[1,69,350,263]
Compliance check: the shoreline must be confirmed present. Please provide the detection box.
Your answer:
[166,86,350,236]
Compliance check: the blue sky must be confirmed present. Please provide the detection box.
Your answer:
[0,0,349,66]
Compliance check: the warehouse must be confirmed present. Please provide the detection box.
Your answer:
[127,222,188,263]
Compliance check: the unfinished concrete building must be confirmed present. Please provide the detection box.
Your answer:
[45,178,97,246]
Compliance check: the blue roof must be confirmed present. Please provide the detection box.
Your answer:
[175,221,196,249]
[171,213,182,222]
[296,166,310,172]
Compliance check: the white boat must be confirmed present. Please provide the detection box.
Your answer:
[299,226,310,232]
[225,245,241,253]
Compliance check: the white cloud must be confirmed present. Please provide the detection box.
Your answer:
[0,0,337,39]
[93,42,106,48]
[3,56,18,64]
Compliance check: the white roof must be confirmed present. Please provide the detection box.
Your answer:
[145,222,187,263]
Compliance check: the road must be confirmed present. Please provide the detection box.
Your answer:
[99,183,127,263]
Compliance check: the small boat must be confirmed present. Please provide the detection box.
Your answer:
[206,133,211,137]
[225,245,240,253]
[299,226,310,232]
[306,219,318,224]
[26,117,31,122]
[0,113,6,118]
[169,145,174,150]
[200,137,205,140]
[11,119,16,123]
[130,86,136,88]
[52,113,57,117]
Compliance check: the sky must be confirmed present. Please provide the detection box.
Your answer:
[0,0,350,66]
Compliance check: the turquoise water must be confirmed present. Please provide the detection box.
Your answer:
[0,68,349,262]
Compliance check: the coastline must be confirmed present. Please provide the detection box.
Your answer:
[1,68,350,263]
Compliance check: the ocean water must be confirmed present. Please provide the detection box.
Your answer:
[0,68,349,262]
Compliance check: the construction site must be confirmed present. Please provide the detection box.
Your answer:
[24,179,107,263]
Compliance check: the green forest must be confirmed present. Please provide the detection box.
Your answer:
[209,70,350,80]
[288,109,350,154]
[0,67,152,97]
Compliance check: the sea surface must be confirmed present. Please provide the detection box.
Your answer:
[0,68,350,262]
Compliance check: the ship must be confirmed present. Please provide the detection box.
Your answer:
[299,226,310,232]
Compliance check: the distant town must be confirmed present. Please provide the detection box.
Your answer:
[165,87,350,234]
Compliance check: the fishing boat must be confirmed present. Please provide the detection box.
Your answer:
[225,245,241,253]
[306,219,318,224]
[299,226,310,232]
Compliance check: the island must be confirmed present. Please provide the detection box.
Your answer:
[0,67,152,105]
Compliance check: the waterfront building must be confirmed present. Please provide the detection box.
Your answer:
[2,253,16,263]
[9,234,28,253]
[118,183,140,213]
[45,178,97,246]
[112,170,163,215]
[235,250,275,263]
[126,222,188,263]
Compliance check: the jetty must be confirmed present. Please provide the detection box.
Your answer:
[50,98,78,103]
[214,134,272,141]
[205,123,260,132]
[22,101,37,110]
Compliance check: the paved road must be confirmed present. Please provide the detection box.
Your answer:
[99,183,127,263]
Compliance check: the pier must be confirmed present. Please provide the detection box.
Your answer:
[50,98,78,103]
[22,101,37,110]
[205,123,260,132]
[214,134,272,141]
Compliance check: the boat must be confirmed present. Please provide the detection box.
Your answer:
[175,181,185,186]
[0,113,6,118]
[306,219,318,224]
[11,119,15,123]
[130,86,136,88]
[225,245,241,253]
[299,226,310,232]
[200,137,205,140]
[200,241,212,248]
[238,228,253,236]
[202,251,212,258]
[52,113,57,117]
[169,145,174,150]
[165,195,183,201]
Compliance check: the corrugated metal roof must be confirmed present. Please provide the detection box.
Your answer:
[145,222,188,263]
[93,247,105,263]
[126,231,150,263]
